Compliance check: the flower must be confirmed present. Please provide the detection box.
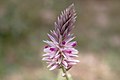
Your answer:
[42,4,79,71]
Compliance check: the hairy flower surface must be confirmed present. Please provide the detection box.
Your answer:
[42,4,79,71]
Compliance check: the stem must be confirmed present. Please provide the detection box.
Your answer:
[61,66,69,80]
[60,52,69,80]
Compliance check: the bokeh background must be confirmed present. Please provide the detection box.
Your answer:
[0,0,120,80]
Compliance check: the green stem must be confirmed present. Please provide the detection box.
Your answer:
[61,66,69,80]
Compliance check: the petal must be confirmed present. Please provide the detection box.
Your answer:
[69,48,78,54]
[68,62,77,65]
[61,52,67,59]
[66,41,77,47]
[47,34,58,44]
[70,48,78,54]
[54,54,60,59]
[47,62,54,68]
[67,60,80,65]
[43,40,56,47]
[55,51,60,56]
[57,57,62,64]
[43,48,50,53]
[67,59,80,63]
[42,53,50,57]
[42,57,51,61]
[50,47,56,51]
[62,60,68,68]
[44,47,57,54]
[65,36,75,43]
[63,48,78,55]
[68,54,78,57]
[49,53,55,59]
[49,64,58,70]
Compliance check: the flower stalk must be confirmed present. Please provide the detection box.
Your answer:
[61,52,69,80]
[61,66,69,80]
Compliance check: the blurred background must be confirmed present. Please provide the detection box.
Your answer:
[0,0,120,80]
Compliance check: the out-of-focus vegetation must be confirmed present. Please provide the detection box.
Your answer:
[0,0,120,80]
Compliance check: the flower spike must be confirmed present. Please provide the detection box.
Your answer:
[42,4,79,71]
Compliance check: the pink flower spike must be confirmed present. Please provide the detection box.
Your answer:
[42,4,79,71]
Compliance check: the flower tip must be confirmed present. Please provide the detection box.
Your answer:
[68,3,75,10]
[71,3,74,7]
